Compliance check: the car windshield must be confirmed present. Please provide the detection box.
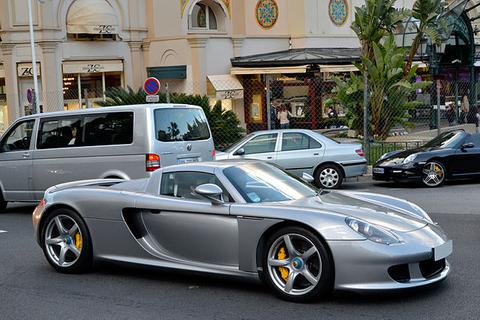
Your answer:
[223,162,317,203]
[422,131,465,149]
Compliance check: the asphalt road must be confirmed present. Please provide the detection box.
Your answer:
[0,180,479,320]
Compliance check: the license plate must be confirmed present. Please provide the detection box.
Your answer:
[373,167,385,174]
[433,240,453,261]
[178,157,198,164]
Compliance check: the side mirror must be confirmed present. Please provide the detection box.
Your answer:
[233,148,245,156]
[193,183,225,205]
[461,142,475,150]
[302,172,315,183]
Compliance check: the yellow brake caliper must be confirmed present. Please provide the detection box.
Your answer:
[435,165,443,177]
[75,233,82,250]
[277,247,289,281]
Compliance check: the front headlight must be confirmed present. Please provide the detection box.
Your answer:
[403,154,417,164]
[345,217,400,245]
[379,153,389,161]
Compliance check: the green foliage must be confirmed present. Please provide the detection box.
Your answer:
[98,86,245,149]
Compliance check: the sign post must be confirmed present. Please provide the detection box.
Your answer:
[144,77,161,103]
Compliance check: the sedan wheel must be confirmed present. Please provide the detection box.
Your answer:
[262,227,334,302]
[41,209,93,273]
[422,161,445,187]
[316,165,344,189]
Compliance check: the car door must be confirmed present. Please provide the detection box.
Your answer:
[275,132,325,177]
[0,119,36,201]
[137,170,239,267]
[229,133,279,162]
[454,134,480,176]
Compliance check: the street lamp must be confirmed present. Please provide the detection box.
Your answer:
[27,0,41,114]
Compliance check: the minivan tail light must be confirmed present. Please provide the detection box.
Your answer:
[355,149,365,157]
[212,149,216,159]
[146,154,160,172]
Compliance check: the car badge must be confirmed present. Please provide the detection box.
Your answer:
[186,144,192,151]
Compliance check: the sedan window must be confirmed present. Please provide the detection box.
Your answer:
[282,133,321,151]
[242,134,278,155]
[160,172,231,202]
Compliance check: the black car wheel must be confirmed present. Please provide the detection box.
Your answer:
[261,226,334,302]
[0,193,7,213]
[315,164,344,189]
[421,161,446,187]
[41,208,93,273]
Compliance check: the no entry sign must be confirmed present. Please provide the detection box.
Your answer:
[144,77,161,95]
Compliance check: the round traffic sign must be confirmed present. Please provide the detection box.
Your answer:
[144,77,161,95]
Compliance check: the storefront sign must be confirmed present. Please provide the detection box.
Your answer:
[216,89,243,100]
[17,63,41,77]
[63,60,123,74]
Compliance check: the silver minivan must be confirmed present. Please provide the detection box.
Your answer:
[0,104,214,209]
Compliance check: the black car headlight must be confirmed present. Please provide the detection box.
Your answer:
[345,217,400,245]
[402,154,417,164]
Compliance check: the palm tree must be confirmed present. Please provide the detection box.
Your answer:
[351,0,406,60]
[403,0,446,78]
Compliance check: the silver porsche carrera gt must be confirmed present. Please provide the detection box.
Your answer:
[32,160,452,302]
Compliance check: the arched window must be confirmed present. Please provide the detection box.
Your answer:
[189,1,220,31]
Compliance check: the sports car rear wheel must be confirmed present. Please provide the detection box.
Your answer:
[41,208,93,273]
[262,227,334,302]
[421,161,445,187]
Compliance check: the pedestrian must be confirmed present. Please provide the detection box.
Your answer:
[445,102,456,126]
[277,104,293,129]
[327,105,338,128]
[459,95,469,124]
[270,101,279,129]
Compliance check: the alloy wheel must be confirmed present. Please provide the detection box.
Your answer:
[319,168,339,188]
[44,215,83,268]
[422,162,445,187]
[267,233,322,296]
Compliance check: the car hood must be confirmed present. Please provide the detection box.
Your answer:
[283,191,428,232]
[215,151,228,160]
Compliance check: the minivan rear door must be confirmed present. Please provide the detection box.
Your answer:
[152,107,214,167]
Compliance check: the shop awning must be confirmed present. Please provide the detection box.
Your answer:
[231,65,309,75]
[63,60,123,74]
[67,0,119,34]
[207,75,244,100]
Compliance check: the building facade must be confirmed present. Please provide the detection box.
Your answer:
[1,0,479,132]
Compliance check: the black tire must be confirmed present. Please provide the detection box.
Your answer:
[315,164,344,189]
[260,226,334,302]
[421,161,446,188]
[40,208,93,274]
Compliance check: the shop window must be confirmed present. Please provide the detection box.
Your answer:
[67,33,117,41]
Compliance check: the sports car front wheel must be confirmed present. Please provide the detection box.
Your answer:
[261,227,334,302]
[41,208,93,274]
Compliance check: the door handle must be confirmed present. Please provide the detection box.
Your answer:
[22,152,31,159]
[313,153,319,156]
[267,156,273,160]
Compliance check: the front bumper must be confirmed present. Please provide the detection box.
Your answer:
[372,164,422,182]
[328,224,452,291]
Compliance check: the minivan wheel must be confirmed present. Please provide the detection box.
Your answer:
[261,226,334,302]
[41,208,93,273]
[315,164,344,189]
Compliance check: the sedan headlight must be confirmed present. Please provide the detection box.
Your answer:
[379,153,389,161]
[345,217,400,245]
[402,154,417,164]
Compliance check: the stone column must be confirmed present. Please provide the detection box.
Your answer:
[1,43,21,123]
[187,36,208,95]
[127,41,145,89]
[40,42,63,112]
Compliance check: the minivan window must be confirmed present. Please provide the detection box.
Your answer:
[38,118,82,149]
[154,108,210,142]
[0,120,35,152]
[83,112,133,146]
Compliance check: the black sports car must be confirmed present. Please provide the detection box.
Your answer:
[373,130,480,187]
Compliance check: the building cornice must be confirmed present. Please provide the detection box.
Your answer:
[187,36,208,48]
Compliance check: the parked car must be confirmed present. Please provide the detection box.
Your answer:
[373,130,480,187]
[216,129,367,189]
[33,160,452,302]
[0,104,214,210]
